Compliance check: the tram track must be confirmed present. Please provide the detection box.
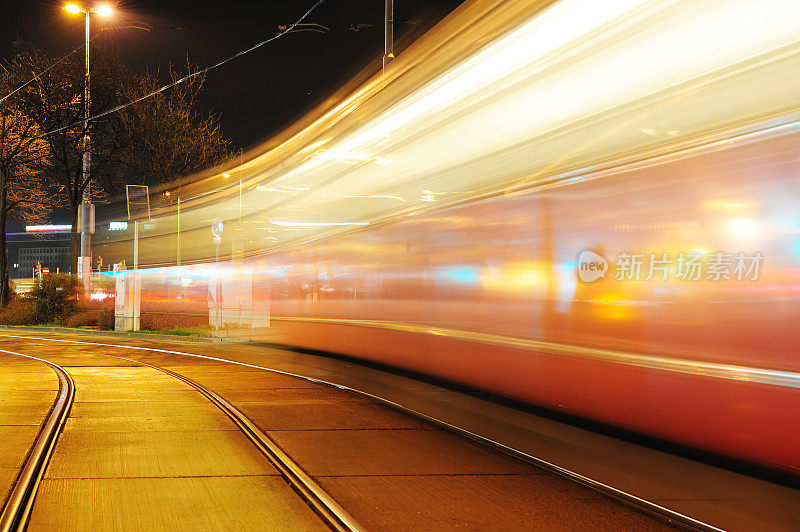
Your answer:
[0,341,364,532]
[107,354,365,532]
[0,350,74,532]
[0,333,714,531]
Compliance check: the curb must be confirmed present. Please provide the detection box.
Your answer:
[0,325,253,344]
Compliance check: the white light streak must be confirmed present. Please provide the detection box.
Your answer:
[26,225,71,232]
[270,220,369,227]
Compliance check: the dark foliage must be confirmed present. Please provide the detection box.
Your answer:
[28,273,82,323]
[0,298,37,325]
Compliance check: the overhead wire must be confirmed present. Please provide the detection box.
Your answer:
[0,19,174,107]
[33,0,327,140]
[0,35,100,106]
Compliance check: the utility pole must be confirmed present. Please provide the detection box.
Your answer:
[383,0,394,73]
[78,7,93,289]
[78,7,93,290]
[64,4,112,287]
[176,197,181,267]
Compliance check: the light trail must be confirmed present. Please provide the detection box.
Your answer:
[96,0,800,264]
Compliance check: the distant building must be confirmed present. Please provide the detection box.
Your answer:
[7,225,73,278]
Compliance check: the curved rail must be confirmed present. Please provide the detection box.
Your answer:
[123,348,724,531]
[110,355,365,532]
[0,350,75,532]
[0,333,724,531]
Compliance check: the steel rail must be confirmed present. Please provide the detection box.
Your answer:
[0,333,724,531]
[109,354,365,532]
[0,350,75,532]
[352,393,724,532]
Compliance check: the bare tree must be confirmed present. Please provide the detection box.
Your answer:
[0,55,56,305]
[17,42,119,275]
[7,44,231,283]
[111,62,232,198]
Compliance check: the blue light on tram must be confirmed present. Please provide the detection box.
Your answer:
[434,266,481,286]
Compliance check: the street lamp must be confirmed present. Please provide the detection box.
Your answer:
[161,191,184,267]
[163,191,182,267]
[383,0,394,71]
[63,3,113,289]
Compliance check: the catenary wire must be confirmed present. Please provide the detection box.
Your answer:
[32,0,327,140]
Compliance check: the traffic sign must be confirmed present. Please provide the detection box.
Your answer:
[211,218,223,244]
[211,219,223,238]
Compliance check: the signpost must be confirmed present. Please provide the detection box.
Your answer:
[115,185,150,331]
[211,219,223,330]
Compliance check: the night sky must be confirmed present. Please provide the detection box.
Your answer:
[2,0,461,150]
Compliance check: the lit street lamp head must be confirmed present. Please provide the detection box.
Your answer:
[63,4,113,16]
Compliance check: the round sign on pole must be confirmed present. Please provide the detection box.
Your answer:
[211,218,223,244]
[211,219,223,238]
[42,267,50,274]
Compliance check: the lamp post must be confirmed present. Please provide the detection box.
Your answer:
[64,3,113,289]
[164,191,182,267]
[383,0,394,72]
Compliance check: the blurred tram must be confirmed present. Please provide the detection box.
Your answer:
[96,0,800,473]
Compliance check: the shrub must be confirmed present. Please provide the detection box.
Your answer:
[138,311,212,335]
[64,310,100,328]
[63,309,115,330]
[77,298,114,313]
[98,310,115,330]
[140,301,207,326]
[0,299,37,325]
[140,311,207,331]
[29,274,82,323]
